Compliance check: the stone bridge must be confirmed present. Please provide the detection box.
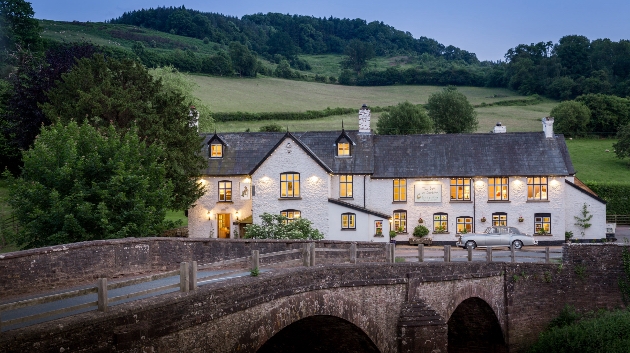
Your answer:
[0,241,627,353]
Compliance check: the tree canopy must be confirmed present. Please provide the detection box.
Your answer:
[550,101,591,137]
[426,86,478,134]
[41,54,205,210]
[613,123,630,162]
[376,101,433,135]
[7,122,174,249]
[341,39,375,75]
[0,0,42,52]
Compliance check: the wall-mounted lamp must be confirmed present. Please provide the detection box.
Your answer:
[235,210,239,221]
[207,210,212,220]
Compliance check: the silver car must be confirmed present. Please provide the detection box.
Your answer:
[456,226,538,250]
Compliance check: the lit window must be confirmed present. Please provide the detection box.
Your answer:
[450,178,471,201]
[393,179,406,202]
[433,213,448,232]
[488,177,509,200]
[492,212,507,226]
[218,181,232,201]
[338,142,350,156]
[456,217,472,234]
[375,220,383,236]
[210,144,223,158]
[280,173,300,198]
[393,210,407,233]
[535,213,551,234]
[341,213,356,229]
[281,210,301,224]
[340,175,353,198]
[527,177,548,200]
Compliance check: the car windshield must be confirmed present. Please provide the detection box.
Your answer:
[484,227,497,234]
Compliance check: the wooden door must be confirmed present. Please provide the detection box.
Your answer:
[218,214,230,238]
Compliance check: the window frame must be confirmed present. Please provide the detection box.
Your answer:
[280,172,300,198]
[450,178,471,201]
[456,216,473,234]
[433,212,448,232]
[534,213,551,234]
[218,180,232,202]
[337,141,350,156]
[341,213,356,230]
[488,177,509,201]
[393,210,407,233]
[210,143,223,158]
[339,175,353,198]
[393,179,407,202]
[492,212,507,226]
[527,177,548,200]
[280,209,301,224]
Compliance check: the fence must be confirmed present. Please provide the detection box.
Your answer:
[606,215,630,225]
[0,242,390,331]
[398,244,561,264]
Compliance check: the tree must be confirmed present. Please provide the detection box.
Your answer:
[613,123,630,161]
[7,122,174,249]
[41,55,205,210]
[244,213,323,240]
[575,94,630,135]
[0,0,42,52]
[427,86,478,133]
[228,42,257,77]
[573,203,593,237]
[376,101,433,135]
[341,39,374,75]
[549,101,591,137]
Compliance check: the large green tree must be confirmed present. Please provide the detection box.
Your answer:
[341,39,374,75]
[0,0,41,52]
[613,123,630,162]
[575,94,630,135]
[228,42,257,77]
[376,101,433,135]
[41,55,205,210]
[427,86,478,133]
[550,101,591,137]
[8,122,174,249]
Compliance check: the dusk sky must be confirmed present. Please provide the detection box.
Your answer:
[28,0,630,62]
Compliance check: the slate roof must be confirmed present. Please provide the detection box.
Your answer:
[200,131,576,178]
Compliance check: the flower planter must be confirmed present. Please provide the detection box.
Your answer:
[409,237,432,246]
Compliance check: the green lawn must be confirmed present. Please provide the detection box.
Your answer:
[565,139,630,184]
[165,210,188,227]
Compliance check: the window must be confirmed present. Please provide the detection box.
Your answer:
[527,177,548,200]
[450,178,471,201]
[393,179,406,202]
[492,212,507,226]
[280,173,300,198]
[433,213,448,232]
[281,210,301,224]
[218,181,232,201]
[535,213,551,234]
[456,217,472,234]
[210,143,223,158]
[340,175,353,198]
[375,220,383,236]
[341,213,356,229]
[488,177,509,200]
[393,210,407,233]
[337,142,350,156]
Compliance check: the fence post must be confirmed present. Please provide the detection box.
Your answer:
[511,247,515,263]
[545,247,550,263]
[486,247,493,262]
[444,245,451,263]
[180,262,189,293]
[385,243,392,263]
[303,243,311,266]
[418,244,424,262]
[350,243,357,264]
[468,246,473,262]
[309,243,316,266]
[189,261,197,291]
[391,243,396,263]
[251,250,260,270]
[97,277,108,312]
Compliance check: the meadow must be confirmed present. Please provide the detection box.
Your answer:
[565,139,629,184]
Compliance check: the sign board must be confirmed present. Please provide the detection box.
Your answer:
[240,182,251,200]
[415,182,441,203]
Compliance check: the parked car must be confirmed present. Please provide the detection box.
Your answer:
[456,226,538,250]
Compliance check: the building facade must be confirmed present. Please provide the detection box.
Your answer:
[188,108,606,244]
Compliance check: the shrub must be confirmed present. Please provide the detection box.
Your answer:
[413,225,429,238]
[259,123,284,132]
[244,213,323,240]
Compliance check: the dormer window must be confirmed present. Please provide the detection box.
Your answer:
[338,142,350,156]
[210,143,223,158]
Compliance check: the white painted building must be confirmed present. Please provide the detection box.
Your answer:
[188,108,606,244]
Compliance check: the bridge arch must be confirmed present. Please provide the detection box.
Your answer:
[447,297,507,353]
[257,315,381,353]
[445,283,506,337]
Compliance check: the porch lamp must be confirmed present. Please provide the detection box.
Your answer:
[235,211,239,221]
[207,211,212,220]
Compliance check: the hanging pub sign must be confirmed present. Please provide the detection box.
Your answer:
[415,182,441,203]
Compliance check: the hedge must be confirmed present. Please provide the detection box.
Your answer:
[213,106,393,122]
[584,181,630,215]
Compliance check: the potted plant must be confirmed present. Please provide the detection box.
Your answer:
[434,225,447,234]
[537,227,548,236]
[409,225,432,246]
[389,230,397,244]
[565,231,574,243]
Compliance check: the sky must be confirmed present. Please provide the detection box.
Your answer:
[28,0,630,62]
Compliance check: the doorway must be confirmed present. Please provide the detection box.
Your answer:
[218,214,230,238]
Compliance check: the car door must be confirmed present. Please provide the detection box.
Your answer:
[484,227,502,246]
[491,227,510,247]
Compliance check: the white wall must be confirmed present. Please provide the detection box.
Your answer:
[327,202,389,242]
[564,183,607,240]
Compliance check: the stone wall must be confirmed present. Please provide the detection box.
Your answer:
[0,238,387,300]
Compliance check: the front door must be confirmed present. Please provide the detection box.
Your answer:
[218,214,230,238]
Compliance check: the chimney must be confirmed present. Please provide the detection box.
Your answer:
[542,117,554,138]
[359,104,371,133]
[492,122,506,133]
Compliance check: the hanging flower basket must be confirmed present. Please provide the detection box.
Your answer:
[518,217,524,222]
[418,218,424,224]
[480,217,486,223]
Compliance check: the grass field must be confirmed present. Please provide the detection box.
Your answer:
[565,139,630,184]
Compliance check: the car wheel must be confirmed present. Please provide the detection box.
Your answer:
[512,240,523,250]
[465,240,477,250]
